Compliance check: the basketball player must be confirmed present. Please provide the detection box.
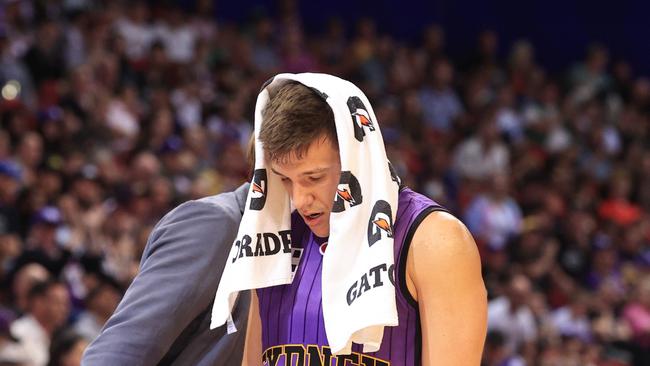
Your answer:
[242,81,487,365]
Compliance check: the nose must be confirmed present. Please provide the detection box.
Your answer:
[291,184,314,211]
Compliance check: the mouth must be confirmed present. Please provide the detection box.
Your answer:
[303,212,324,224]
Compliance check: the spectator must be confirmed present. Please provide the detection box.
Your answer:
[11,280,70,366]
[72,276,121,341]
[419,58,464,133]
[0,309,30,365]
[10,263,50,315]
[487,274,537,357]
[464,173,522,250]
[568,44,613,105]
[550,291,592,342]
[113,1,154,63]
[249,15,280,73]
[482,330,525,366]
[22,20,65,87]
[623,274,650,352]
[599,172,641,227]
[154,6,198,65]
[0,160,21,236]
[13,206,70,277]
[452,115,509,181]
[47,330,88,366]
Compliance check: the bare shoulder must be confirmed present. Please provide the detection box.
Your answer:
[412,210,478,260]
[406,210,487,365]
[406,210,483,297]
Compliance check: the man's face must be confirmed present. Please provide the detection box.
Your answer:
[46,284,70,328]
[270,136,341,238]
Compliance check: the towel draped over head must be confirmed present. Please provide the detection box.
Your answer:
[211,73,400,355]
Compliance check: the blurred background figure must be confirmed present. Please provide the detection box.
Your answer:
[623,275,650,365]
[0,309,30,365]
[47,331,88,366]
[10,280,70,366]
[464,173,522,251]
[487,274,537,361]
[72,275,120,341]
[10,263,50,315]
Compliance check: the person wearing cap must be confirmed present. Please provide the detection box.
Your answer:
[11,206,70,278]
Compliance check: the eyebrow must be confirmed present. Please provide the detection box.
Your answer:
[271,167,329,177]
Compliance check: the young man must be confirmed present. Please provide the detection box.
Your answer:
[243,81,487,365]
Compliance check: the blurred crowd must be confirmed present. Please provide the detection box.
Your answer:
[0,0,649,365]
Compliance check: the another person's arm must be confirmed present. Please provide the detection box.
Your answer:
[82,199,241,365]
[407,211,487,365]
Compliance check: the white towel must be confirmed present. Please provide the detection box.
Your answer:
[210,73,399,355]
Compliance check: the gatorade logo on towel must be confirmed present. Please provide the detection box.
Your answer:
[367,200,394,247]
[332,171,363,213]
[347,96,375,142]
[250,169,267,211]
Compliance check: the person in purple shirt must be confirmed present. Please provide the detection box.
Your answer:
[242,79,487,365]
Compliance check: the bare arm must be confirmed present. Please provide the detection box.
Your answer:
[242,290,262,365]
[407,211,487,365]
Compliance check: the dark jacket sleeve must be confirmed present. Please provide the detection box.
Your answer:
[81,196,242,365]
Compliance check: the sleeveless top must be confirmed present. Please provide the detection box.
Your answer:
[256,187,446,366]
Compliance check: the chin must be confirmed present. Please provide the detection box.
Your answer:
[312,227,329,238]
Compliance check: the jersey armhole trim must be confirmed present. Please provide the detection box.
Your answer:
[398,205,447,366]
[397,206,448,310]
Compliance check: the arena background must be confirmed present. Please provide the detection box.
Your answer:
[0,0,649,365]
[214,0,650,77]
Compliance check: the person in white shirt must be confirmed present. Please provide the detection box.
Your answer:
[464,173,522,250]
[11,280,70,366]
[488,274,538,356]
[453,117,510,181]
[113,2,155,62]
[550,292,592,341]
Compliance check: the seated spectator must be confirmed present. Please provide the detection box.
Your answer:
[11,280,70,366]
[598,173,641,227]
[550,291,592,342]
[0,309,30,365]
[73,275,121,341]
[418,58,464,133]
[10,263,50,315]
[464,173,522,250]
[623,274,650,350]
[452,116,509,182]
[12,207,70,278]
[47,330,88,366]
[487,274,537,358]
[482,330,526,366]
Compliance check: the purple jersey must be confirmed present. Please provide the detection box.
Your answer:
[256,187,445,366]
